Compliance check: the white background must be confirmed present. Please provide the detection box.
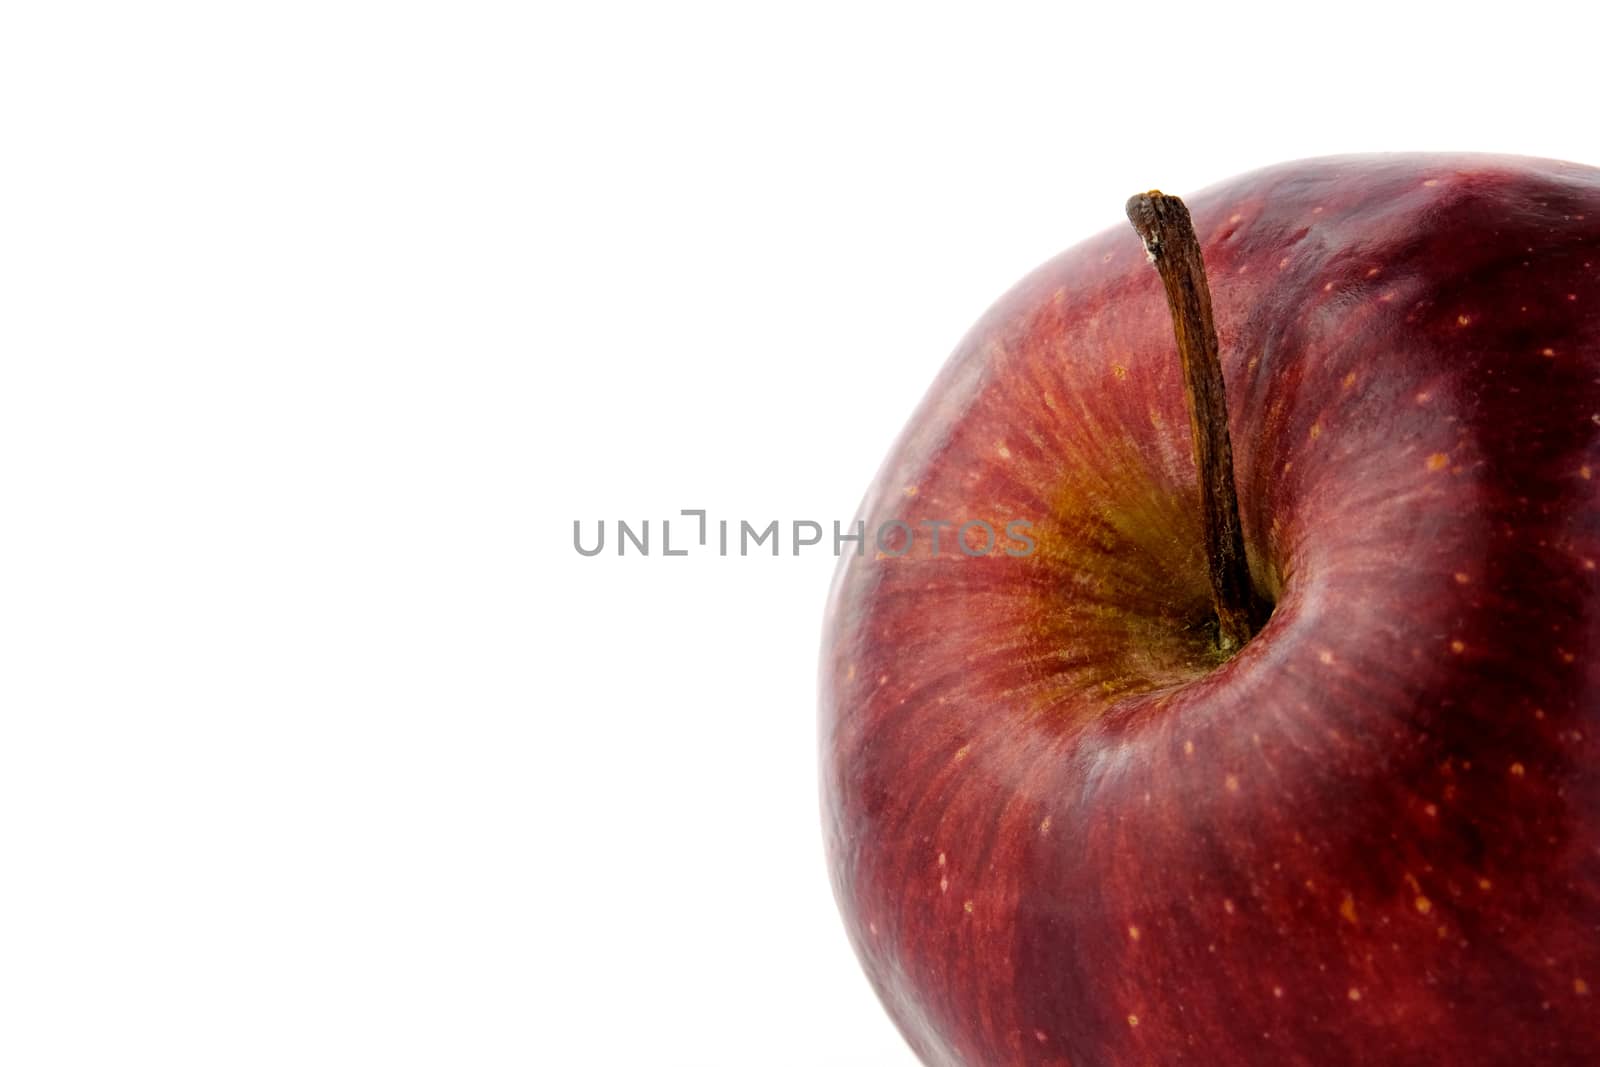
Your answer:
[2,3,1596,1064]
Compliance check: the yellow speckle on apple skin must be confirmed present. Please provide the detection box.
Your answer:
[1427,453,1450,471]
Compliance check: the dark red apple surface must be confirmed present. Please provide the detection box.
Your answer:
[819,155,1600,1065]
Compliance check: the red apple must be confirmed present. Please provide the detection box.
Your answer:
[820,154,1600,1065]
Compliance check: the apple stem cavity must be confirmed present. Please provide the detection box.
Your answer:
[1125,191,1260,653]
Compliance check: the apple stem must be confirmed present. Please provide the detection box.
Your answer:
[1125,191,1258,652]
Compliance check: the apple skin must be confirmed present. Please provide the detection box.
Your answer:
[819,155,1600,1066]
